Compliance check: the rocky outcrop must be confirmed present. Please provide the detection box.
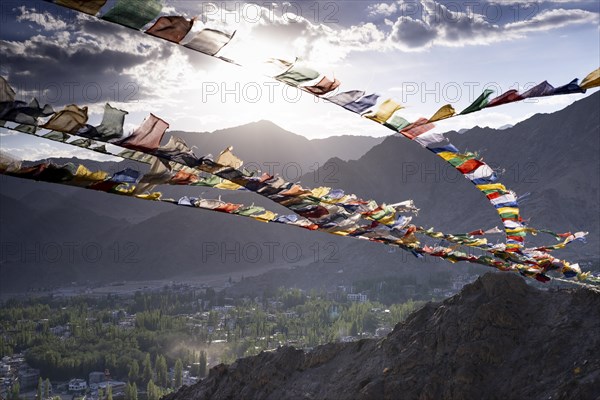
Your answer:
[164,273,600,400]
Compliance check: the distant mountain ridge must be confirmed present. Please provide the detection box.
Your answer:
[169,120,385,174]
[301,92,600,258]
[1,94,598,292]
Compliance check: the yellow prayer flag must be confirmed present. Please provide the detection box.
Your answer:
[135,192,162,200]
[436,151,459,162]
[215,180,242,190]
[74,165,108,182]
[311,187,331,198]
[497,207,519,215]
[364,99,403,123]
[476,183,507,192]
[377,213,396,225]
[216,146,243,169]
[580,68,600,90]
[42,104,88,134]
[428,104,455,122]
[253,211,276,222]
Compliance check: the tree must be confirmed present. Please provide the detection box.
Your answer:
[350,320,358,336]
[174,359,183,388]
[128,360,140,383]
[155,355,168,388]
[44,378,50,399]
[125,382,138,400]
[125,383,132,400]
[12,382,20,400]
[142,353,153,384]
[146,380,158,400]
[198,351,207,378]
[37,377,43,400]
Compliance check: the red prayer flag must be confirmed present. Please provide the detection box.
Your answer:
[487,89,522,107]
[456,159,485,174]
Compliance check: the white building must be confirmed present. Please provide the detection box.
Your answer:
[69,379,87,392]
[347,293,368,303]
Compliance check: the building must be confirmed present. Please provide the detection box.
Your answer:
[97,380,126,394]
[18,368,40,389]
[347,293,368,303]
[89,371,106,385]
[69,379,87,392]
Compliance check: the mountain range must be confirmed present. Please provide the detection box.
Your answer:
[301,92,600,257]
[169,121,385,173]
[0,93,598,293]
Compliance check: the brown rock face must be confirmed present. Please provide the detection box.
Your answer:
[164,273,600,400]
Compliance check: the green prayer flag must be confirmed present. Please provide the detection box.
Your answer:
[69,138,92,148]
[14,124,37,134]
[43,131,70,142]
[460,89,494,115]
[193,175,221,187]
[236,205,265,216]
[102,0,163,30]
[275,64,320,86]
[96,103,128,139]
[383,113,411,131]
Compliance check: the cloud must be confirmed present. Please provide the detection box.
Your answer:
[361,0,587,57]
[218,0,598,64]
[15,6,68,31]
[504,8,599,32]
[389,16,437,49]
[380,0,599,50]
[486,0,591,4]
[2,6,205,108]
[367,3,399,17]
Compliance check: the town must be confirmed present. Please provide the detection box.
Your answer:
[0,273,479,400]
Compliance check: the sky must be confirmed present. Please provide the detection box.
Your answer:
[0,0,599,160]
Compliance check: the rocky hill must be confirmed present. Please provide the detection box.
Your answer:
[164,273,600,400]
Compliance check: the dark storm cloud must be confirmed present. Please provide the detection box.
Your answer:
[0,5,181,106]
